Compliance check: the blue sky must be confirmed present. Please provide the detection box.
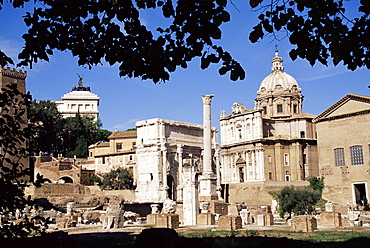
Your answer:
[1,1,369,132]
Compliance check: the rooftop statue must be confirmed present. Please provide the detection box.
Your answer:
[72,73,90,91]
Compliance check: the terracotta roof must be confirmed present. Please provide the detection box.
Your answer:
[94,142,110,147]
[108,130,137,139]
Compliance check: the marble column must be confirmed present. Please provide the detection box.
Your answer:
[177,144,184,202]
[199,95,218,201]
[202,95,213,174]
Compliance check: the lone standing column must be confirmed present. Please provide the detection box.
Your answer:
[202,95,214,174]
[199,95,218,201]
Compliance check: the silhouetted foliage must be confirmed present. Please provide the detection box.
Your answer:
[250,0,370,70]
[0,83,48,238]
[0,0,245,82]
[1,0,368,83]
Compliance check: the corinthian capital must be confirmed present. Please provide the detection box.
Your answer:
[201,94,214,105]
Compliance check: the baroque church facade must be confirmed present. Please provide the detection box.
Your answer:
[219,50,319,186]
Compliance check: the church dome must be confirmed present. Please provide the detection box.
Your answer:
[258,50,299,93]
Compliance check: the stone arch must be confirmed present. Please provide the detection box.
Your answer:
[59,176,74,183]
[42,178,52,183]
[167,175,175,200]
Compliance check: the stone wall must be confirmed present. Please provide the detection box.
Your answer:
[227,181,309,205]
[26,183,90,198]
[315,99,370,205]
[103,189,136,202]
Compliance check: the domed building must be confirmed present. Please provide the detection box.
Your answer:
[219,50,319,203]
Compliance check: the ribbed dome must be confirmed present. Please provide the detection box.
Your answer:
[258,50,299,92]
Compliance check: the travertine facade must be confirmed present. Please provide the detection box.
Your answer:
[88,130,137,183]
[135,118,218,204]
[219,50,319,198]
[55,77,99,121]
[314,94,370,205]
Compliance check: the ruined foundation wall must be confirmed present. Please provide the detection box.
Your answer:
[227,181,309,205]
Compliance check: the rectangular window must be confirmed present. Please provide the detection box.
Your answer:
[303,154,307,165]
[334,148,345,166]
[350,145,364,165]
[277,104,283,113]
[269,172,272,180]
[263,106,267,115]
[102,156,105,164]
[300,131,305,138]
[284,154,289,166]
[268,155,271,163]
[116,143,122,150]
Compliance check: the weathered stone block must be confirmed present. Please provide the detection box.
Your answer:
[217,215,242,230]
[257,214,265,226]
[210,201,228,216]
[146,213,159,226]
[228,204,239,216]
[156,214,180,229]
[317,212,342,227]
[291,215,317,232]
[197,213,215,225]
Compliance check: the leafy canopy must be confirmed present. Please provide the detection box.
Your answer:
[28,100,112,158]
[0,0,244,83]
[100,168,134,190]
[0,1,368,82]
[250,0,370,70]
[272,185,321,218]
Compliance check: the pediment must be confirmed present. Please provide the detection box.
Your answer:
[314,94,370,122]
[236,156,246,165]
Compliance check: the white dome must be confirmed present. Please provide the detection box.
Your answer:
[258,50,300,92]
[259,70,298,92]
